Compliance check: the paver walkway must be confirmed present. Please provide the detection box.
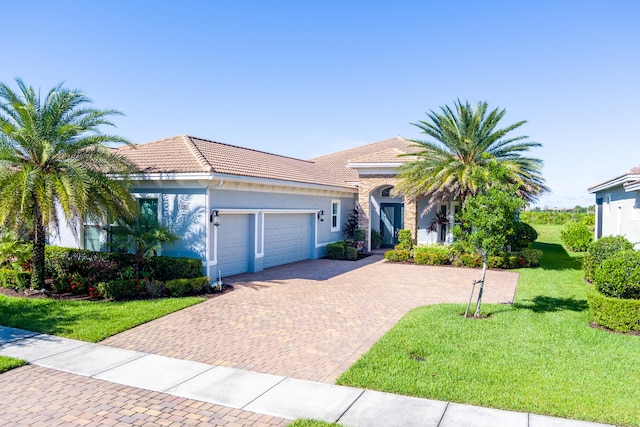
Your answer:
[103,255,518,382]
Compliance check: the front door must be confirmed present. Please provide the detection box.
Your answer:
[380,203,404,248]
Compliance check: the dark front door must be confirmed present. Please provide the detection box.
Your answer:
[380,203,404,248]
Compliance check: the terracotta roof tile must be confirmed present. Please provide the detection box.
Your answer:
[118,135,352,189]
[311,137,412,183]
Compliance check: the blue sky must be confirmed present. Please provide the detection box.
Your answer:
[3,0,639,208]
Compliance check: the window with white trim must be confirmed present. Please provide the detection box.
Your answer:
[331,200,340,232]
[83,225,101,251]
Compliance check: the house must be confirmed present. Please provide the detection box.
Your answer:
[53,135,456,277]
[588,166,640,247]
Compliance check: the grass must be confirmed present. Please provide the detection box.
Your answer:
[0,355,27,373]
[288,420,342,427]
[0,296,205,342]
[337,225,640,427]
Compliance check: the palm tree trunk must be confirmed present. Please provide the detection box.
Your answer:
[473,252,489,317]
[32,205,46,289]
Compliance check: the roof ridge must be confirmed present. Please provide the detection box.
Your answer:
[189,135,314,164]
[181,135,214,173]
[310,136,407,160]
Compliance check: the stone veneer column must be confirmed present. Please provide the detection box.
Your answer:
[357,175,422,245]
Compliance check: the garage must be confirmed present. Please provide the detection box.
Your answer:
[263,213,312,268]
[215,214,252,276]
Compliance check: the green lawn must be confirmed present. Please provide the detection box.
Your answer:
[0,296,204,342]
[337,225,640,427]
[0,355,27,373]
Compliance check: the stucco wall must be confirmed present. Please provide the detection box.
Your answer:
[595,186,640,246]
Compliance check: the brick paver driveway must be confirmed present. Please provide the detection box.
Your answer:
[103,254,518,383]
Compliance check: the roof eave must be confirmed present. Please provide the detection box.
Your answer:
[588,174,640,193]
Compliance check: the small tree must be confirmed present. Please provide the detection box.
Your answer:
[454,180,525,317]
[109,213,179,277]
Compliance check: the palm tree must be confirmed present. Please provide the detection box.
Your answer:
[0,79,139,288]
[396,100,548,213]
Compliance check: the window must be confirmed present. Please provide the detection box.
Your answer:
[439,205,448,242]
[331,200,340,232]
[604,194,611,216]
[381,186,393,197]
[83,225,101,251]
[139,198,159,223]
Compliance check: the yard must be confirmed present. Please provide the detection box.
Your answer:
[337,225,640,427]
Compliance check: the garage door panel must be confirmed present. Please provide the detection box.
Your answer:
[264,214,311,268]
[216,214,251,276]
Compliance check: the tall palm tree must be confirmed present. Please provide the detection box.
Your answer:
[0,79,139,288]
[396,100,548,213]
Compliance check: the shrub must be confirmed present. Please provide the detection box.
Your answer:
[395,230,413,251]
[593,250,640,299]
[145,279,166,298]
[583,235,634,282]
[371,230,383,249]
[0,269,31,289]
[413,245,452,265]
[148,256,203,281]
[452,253,483,268]
[587,288,640,333]
[560,221,593,252]
[326,242,346,260]
[165,276,209,297]
[97,279,146,301]
[517,248,543,267]
[384,249,410,262]
[345,246,358,261]
[508,222,538,250]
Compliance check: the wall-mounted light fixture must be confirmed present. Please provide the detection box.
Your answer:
[317,210,324,222]
[210,209,220,226]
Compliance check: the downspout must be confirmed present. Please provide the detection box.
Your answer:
[206,180,224,278]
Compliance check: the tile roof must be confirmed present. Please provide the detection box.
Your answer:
[587,164,640,192]
[117,135,353,189]
[311,137,414,183]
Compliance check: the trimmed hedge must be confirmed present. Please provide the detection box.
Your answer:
[508,222,538,250]
[0,269,31,290]
[453,253,484,268]
[583,236,634,282]
[560,221,593,252]
[593,250,640,299]
[165,276,209,297]
[395,230,413,251]
[413,246,452,265]
[45,246,203,283]
[587,288,640,333]
[97,279,147,301]
[326,242,346,260]
[384,249,410,262]
[345,246,358,261]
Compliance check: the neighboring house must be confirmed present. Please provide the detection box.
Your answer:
[588,166,640,247]
[53,135,458,276]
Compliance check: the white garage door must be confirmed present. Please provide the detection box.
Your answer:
[216,214,251,276]
[263,213,311,268]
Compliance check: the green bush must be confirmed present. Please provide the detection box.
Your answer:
[145,279,166,298]
[44,246,203,283]
[326,242,346,259]
[452,253,483,268]
[517,248,543,267]
[147,256,203,281]
[560,221,593,252]
[395,229,413,251]
[345,246,358,261]
[508,222,538,250]
[593,250,640,299]
[97,279,146,301]
[519,211,594,225]
[0,269,31,289]
[165,276,209,297]
[587,288,640,333]
[371,230,383,249]
[583,236,634,282]
[413,245,452,265]
[384,249,410,262]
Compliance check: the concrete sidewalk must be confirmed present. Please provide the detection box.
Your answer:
[0,326,614,427]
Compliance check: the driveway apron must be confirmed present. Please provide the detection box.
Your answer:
[102,255,518,383]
